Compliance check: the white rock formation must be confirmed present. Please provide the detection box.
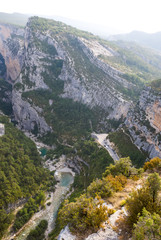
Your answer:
[0,123,5,136]
[58,226,76,240]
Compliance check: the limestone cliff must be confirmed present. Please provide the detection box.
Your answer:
[0,17,147,137]
[0,23,24,81]
[10,17,135,134]
[125,87,161,159]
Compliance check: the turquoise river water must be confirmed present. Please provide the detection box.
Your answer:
[11,172,73,240]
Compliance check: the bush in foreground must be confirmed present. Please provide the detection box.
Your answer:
[87,174,127,198]
[144,157,161,172]
[132,208,161,240]
[103,157,138,177]
[58,195,108,233]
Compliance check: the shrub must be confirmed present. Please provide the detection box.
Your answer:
[103,157,138,178]
[132,208,161,240]
[58,195,108,233]
[144,157,161,172]
[124,173,161,229]
[125,187,152,228]
[146,173,161,203]
[86,174,127,199]
[120,200,126,207]
[87,178,113,198]
[104,175,127,192]
[107,208,116,216]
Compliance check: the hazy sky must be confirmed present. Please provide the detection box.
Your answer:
[1,0,161,34]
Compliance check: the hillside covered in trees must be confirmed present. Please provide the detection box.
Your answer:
[0,115,54,239]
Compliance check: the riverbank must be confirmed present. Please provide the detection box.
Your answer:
[2,168,74,240]
[12,172,73,240]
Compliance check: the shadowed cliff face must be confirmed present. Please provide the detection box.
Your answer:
[0,23,24,81]
[146,101,161,132]
[125,87,161,159]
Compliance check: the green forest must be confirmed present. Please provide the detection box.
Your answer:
[108,129,146,167]
[0,116,54,239]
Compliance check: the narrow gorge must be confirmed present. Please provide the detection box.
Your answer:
[0,15,161,240]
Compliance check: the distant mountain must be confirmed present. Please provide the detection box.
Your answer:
[0,12,117,36]
[0,12,31,26]
[42,15,120,36]
[109,30,161,52]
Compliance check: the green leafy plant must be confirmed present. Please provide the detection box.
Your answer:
[132,208,161,240]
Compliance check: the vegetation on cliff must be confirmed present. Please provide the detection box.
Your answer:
[59,195,107,234]
[29,17,161,84]
[67,139,114,200]
[149,78,161,92]
[26,219,48,240]
[117,158,161,239]
[108,129,146,167]
[49,157,136,239]
[22,89,99,142]
[0,116,54,239]
[0,79,12,115]
[13,192,45,232]
[49,157,161,240]
[132,208,161,240]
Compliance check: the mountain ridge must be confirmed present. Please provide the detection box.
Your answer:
[109,30,161,52]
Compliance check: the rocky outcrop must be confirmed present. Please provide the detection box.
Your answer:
[12,22,54,133]
[78,37,134,89]
[12,88,51,134]
[125,87,161,159]
[85,226,118,240]
[58,225,118,240]
[0,23,24,81]
[0,17,136,133]
[58,226,76,240]
[59,35,132,118]
[9,17,134,133]
[0,123,5,136]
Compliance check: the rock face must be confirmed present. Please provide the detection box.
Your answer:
[59,35,131,119]
[125,87,161,159]
[58,226,76,240]
[0,23,24,81]
[0,17,160,160]
[10,17,135,133]
[58,225,118,240]
[0,23,24,114]
[12,22,52,134]
[0,17,140,135]
[0,123,5,136]
[12,88,51,134]
[85,226,118,240]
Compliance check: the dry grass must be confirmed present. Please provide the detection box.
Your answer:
[106,177,143,209]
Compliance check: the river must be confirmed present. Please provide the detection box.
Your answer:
[10,172,73,240]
